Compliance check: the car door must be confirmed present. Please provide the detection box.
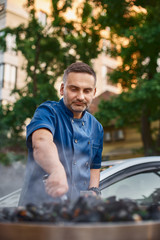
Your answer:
[100,162,160,205]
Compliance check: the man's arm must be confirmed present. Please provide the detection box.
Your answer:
[32,128,68,198]
[88,169,101,196]
[89,169,100,188]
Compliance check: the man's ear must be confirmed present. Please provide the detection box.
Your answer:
[60,83,64,96]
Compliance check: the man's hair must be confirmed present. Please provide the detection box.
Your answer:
[63,62,97,84]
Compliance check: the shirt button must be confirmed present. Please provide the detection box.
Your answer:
[82,122,84,126]
[86,162,89,167]
[75,139,78,143]
[71,119,74,123]
[73,161,76,165]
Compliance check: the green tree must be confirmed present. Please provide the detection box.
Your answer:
[94,0,160,155]
[0,0,101,140]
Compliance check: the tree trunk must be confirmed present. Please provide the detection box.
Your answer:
[155,120,160,154]
[140,109,153,156]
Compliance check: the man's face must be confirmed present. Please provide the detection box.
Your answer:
[60,72,96,118]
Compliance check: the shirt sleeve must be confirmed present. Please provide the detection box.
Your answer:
[26,102,57,149]
[90,124,104,169]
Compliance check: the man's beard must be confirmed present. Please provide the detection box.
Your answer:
[70,102,88,113]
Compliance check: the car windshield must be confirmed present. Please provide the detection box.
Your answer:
[101,170,160,205]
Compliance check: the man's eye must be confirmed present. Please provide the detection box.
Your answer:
[71,88,77,91]
[84,89,91,93]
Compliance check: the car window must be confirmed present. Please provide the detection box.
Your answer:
[101,170,160,205]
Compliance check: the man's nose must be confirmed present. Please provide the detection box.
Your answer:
[77,91,85,100]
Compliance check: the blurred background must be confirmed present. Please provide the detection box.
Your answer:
[0,0,160,195]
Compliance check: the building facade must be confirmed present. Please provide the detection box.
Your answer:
[0,0,120,104]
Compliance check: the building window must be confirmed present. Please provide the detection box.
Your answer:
[106,66,112,84]
[104,129,125,142]
[113,129,124,141]
[106,66,118,87]
[106,66,113,75]
[104,132,112,142]
[0,64,4,88]
[6,34,17,55]
[3,64,17,89]
[38,11,47,26]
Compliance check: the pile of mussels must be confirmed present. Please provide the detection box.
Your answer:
[0,195,160,223]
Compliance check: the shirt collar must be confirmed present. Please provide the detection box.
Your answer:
[59,98,87,121]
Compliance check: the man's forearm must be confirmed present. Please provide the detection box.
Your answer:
[32,128,63,173]
[32,128,68,197]
[89,169,100,188]
[33,139,62,174]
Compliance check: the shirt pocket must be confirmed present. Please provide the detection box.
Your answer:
[90,140,100,160]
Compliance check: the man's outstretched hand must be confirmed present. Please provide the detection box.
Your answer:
[45,166,69,198]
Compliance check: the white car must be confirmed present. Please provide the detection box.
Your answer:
[0,156,160,208]
[100,156,160,205]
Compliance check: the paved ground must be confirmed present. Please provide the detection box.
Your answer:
[0,161,26,208]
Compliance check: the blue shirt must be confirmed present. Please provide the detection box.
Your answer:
[19,98,103,205]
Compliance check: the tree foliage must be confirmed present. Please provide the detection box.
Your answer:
[94,0,160,155]
[0,0,101,143]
